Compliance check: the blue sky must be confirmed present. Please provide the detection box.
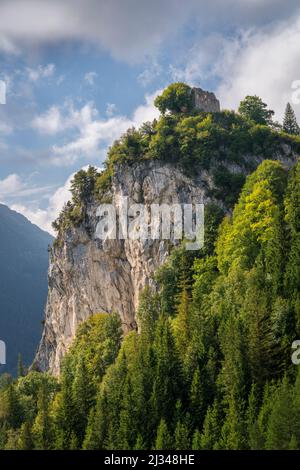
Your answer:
[0,0,300,234]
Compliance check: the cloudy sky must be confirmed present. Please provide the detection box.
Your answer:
[1,0,300,234]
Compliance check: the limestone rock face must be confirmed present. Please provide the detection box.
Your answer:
[35,150,297,375]
[35,161,208,374]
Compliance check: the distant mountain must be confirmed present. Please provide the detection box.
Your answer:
[0,204,52,375]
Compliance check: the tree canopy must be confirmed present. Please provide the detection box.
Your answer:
[238,95,275,125]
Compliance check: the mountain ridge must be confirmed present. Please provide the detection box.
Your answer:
[0,203,53,375]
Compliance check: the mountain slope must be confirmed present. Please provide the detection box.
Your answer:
[34,85,300,375]
[0,204,53,375]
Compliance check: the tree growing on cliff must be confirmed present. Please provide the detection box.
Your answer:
[283,103,300,135]
[154,83,193,114]
[70,166,99,205]
[238,95,274,125]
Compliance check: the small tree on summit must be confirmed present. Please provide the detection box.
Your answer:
[70,166,99,205]
[283,103,300,135]
[238,95,274,125]
[154,83,193,114]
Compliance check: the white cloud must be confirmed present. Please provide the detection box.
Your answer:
[84,71,97,85]
[215,19,300,121]
[106,103,116,117]
[8,89,162,231]
[0,174,22,196]
[31,105,65,135]
[26,63,56,82]
[0,122,13,135]
[10,166,101,234]
[168,15,300,122]
[0,173,53,201]
[138,60,162,86]
[0,34,19,54]
[1,0,297,62]
[0,0,193,62]
[32,90,160,166]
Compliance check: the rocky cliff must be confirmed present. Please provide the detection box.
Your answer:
[35,148,295,374]
[34,150,298,375]
[35,160,207,374]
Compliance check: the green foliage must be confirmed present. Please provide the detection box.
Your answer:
[52,166,100,234]
[154,83,193,114]
[52,85,300,237]
[238,95,274,125]
[155,419,173,450]
[283,103,300,135]
[1,136,300,450]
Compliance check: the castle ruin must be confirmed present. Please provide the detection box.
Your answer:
[192,87,220,113]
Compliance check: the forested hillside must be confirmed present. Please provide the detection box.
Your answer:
[0,84,299,450]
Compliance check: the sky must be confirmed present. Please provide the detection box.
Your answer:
[0,0,300,234]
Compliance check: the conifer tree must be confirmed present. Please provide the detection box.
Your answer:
[155,419,172,450]
[246,384,263,449]
[4,384,22,429]
[283,103,300,135]
[117,376,136,450]
[54,358,75,449]
[200,401,222,450]
[189,367,205,428]
[32,380,54,450]
[174,420,190,450]
[150,315,182,428]
[265,376,294,449]
[83,392,108,450]
[17,354,24,378]
[72,356,95,447]
[191,429,201,450]
[18,421,33,450]
[134,434,146,450]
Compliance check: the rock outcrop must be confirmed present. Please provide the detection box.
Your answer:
[35,149,298,375]
[35,161,209,374]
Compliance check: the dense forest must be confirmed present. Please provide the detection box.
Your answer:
[1,84,300,450]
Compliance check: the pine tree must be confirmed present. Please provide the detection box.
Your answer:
[292,367,300,447]
[191,429,201,450]
[17,354,24,378]
[18,421,34,450]
[134,433,146,450]
[284,162,300,312]
[246,384,264,449]
[289,435,298,450]
[283,103,300,135]
[155,419,172,450]
[265,376,294,449]
[200,401,222,450]
[83,392,108,450]
[219,315,248,449]
[4,384,23,429]
[72,356,95,447]
[174,420,190,450]
[172,288,190,362]
[150,315,182,428]
[189,367,205,428]
[32,380,54,450]
[54,357,75,449]
[117,376,136,450]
